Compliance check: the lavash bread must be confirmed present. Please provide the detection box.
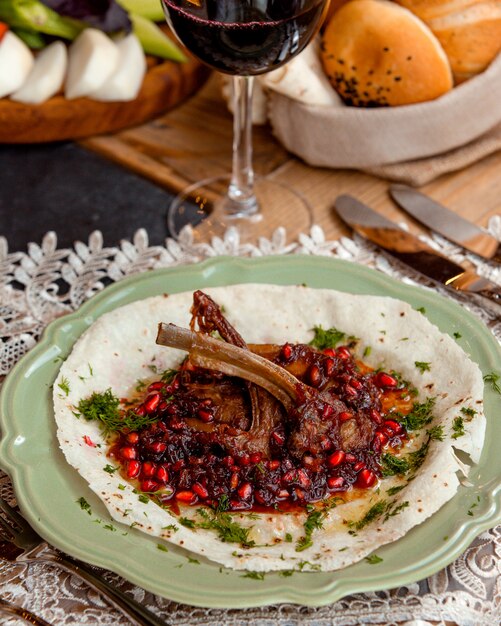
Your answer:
[396,0,501,82]
[321,0,453,106]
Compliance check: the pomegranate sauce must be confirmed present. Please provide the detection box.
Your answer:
[162,0,328,75]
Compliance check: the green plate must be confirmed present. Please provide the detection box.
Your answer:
[1,256,500,608]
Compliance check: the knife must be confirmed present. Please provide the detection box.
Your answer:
[334,194,501,308]
[389,184,501,265]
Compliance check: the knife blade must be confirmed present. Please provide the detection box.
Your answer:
[334,194,501,308]
[389,184,501,265]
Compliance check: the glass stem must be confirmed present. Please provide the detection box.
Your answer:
[226,75,259,216]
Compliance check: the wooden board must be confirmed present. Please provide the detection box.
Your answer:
[0,54,209,144]
[83,75,501,242]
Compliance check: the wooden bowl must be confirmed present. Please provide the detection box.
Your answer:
[0,53,210,144]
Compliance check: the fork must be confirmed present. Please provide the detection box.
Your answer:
[0,497,168,626]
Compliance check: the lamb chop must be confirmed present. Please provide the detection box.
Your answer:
[156,291,377,459]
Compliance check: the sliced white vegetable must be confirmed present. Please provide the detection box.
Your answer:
[11,41,68,105]
[65,29,119,100]
[91,33,146,102]
[0,31,34,98]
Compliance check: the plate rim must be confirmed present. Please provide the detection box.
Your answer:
[1,255,500,608]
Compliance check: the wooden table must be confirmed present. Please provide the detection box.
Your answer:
[82,74,501,241]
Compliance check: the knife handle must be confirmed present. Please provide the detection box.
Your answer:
[476,287,501,308]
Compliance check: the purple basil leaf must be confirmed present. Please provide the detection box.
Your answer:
[40,0,131,33]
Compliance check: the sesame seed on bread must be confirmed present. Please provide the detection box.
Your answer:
[321,0,454,107]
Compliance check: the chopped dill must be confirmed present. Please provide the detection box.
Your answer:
[242,571,265,580]
[348,500,387,531]
[483,372,501,394]
[396,397,436,431]
[381,453,410,477]
[427,425,445,441]
[386,484,406,496]
[77,497,92,515]
[452,416,465,439]
[198,509,255,548]
[157,544,169,552]
[363,346,372,357]
[58,377,70,396]
[365,554,383,564]
[414,361,431,373]
[103,464,118,474]
[309,326,357,350]
[161,369,178,383]
[179,517,196,529]
[460,407,477,419]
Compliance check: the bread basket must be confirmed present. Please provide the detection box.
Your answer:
[266,51,501,169]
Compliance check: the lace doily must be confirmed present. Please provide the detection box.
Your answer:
[1,223,500,626]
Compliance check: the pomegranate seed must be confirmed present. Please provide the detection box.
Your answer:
[353,461,366,472]
[222,456,234,467]
[281,344,292,359]
[170,419,184,430]
[297,469,311,487]
[144,393,161,415]
[250,452,262,464]
[126,432,139,444]
[375,430,389,446]
[278,489,290,499]
[357,469,377,488]
[230,499,251,511]
[339,411,353,422]
[324,358,335,376]
[294,488,306,500]
[126,460,141,478]
[172,459,185,471]
[327,476,345,489]
[337,346,351,360]
[193,482,209,499]
[327,450,345,467]
[135,406,146,417]
[238,454,250,466]
[238,482,253,500]
[83,435,95,447]
[370,409,383,424]
[282,470,297,484]
[350,378,363,390]
[384,419,403,434]
[147,381,165,392]
[149,441,167,454]
[271,430,285,445]
[323,348,336,357]
[120,446,137,460]
[345,384,358,397]
[140,479,159,492]
[156,465,169,482]
[198,408,213,423]
[268,460,281,470]
[308,364,322,387]
[158,401,168,411]
[142,461,156,477]
[166,405,177,415]
[230,472,239,490]
[322,404,334,419]
[375,372,398,388]
[175,490,196,503]
[345,453,357,463]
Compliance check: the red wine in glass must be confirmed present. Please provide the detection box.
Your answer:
[162,0,329,242]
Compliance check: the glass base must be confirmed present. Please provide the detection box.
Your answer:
[167,175,312,243]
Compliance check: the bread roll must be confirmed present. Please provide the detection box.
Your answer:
[321,0,453,106]
[395,0,501,82]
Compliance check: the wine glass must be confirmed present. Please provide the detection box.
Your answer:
[162,0,329,242]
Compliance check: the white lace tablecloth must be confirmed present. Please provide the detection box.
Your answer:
[1,224,500,626]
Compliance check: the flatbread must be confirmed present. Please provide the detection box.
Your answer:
[53,284,485,572]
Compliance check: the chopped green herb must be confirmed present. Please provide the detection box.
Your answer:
[138,494,150,504]
[76,389,157,435]
[452,416,465,439]
[309,326,357,350]
[365,554,383,564]
[397,397,436,431]
[363,346,372,357]
[483,372,501,395]
[103,464,118,474]
[427,425,445,441]
[163,524,178,532]
[295,509,326,552]
[279,570,295,577]
[58,377,70,396]
[386,484,406,496]
[103,523,117,532]
[348,500,387,531]
[408,439,430,471]
[118,484,126,490]
[383,500,409,522]
[198,509,255,548]
[179,517,196,529]
[157,544,169,552]
[135,379,147,392]
[242,571,265,580]
[148,364,158,373]
[415,361,431,373]
[461,407,477,419]
[381,453,410,477]
[297,560,321,571]
[161,369,178,383]
[285,533,293,543]
[188,557,200,564]
[77,497,92,515]
[416,307,426,314]
[215,494,230,514]
[453,332,462,340]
